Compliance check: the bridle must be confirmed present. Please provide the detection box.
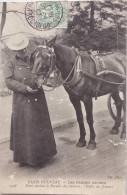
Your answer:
[33,45,77,91]
[33,46,56,75]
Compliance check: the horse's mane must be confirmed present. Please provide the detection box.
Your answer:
[54,44,77,64]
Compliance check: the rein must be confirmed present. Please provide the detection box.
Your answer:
[45,55,125,92]
[42,55,77,92]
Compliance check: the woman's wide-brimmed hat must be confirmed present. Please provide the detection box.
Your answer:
[6,33,29,50]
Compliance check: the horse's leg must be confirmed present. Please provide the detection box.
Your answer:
[69,94,86,147]
[84,98,96,150]
[120,87,126,139]
[110,91,123,134]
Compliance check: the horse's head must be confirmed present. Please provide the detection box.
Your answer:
[31,36,57,87]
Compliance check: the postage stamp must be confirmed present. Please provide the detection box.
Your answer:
[25,1,67,31]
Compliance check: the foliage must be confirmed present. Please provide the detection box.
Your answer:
[60,26,126,53]
[63,1,127,52]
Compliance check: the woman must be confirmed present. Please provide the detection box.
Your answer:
[4,33,57,167]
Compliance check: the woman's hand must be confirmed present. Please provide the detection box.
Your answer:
[27,86,38,93]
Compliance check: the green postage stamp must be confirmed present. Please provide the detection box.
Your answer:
[25,1,67,30]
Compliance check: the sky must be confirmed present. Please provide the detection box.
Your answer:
[1,2,66,41]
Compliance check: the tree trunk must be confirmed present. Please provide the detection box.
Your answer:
[1,2,7,35]
[0,2,11,97]
[90,1,95,32]
[116,24,119,51]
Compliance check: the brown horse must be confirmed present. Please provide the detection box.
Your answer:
[31,37,126,150]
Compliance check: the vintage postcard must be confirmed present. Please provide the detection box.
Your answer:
[0,0,126,195]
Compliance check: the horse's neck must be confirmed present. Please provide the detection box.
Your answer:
[54,44,77,79]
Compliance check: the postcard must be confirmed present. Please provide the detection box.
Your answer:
[0,1,126,195]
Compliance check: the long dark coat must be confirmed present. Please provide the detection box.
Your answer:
[4,55,57,165]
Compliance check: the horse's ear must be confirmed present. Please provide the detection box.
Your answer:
[35,38,44,46]
[47,35,57,47]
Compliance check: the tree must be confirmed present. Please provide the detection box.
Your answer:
[65,1,126,52]
[0,2,7,35]
[68,1,126,33]
[90,1,95,32]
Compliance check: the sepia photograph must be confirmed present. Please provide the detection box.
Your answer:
[0,0,126,194]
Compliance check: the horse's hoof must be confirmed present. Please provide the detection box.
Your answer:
[76,141,86,148]
[110,128,119,135]
[120,133,126,140]
[86,141,96,150]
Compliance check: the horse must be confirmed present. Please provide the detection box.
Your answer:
[31,36,126,150]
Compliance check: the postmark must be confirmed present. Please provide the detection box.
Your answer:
[25,1,67,31]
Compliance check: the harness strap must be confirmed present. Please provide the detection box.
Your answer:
[89,53,105,99]
[64,55,125,86]
[90,53,106,73]
[97,70,126,79]
[63,56,79,84]
[95,78,102,100]
[82,69,125,85]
